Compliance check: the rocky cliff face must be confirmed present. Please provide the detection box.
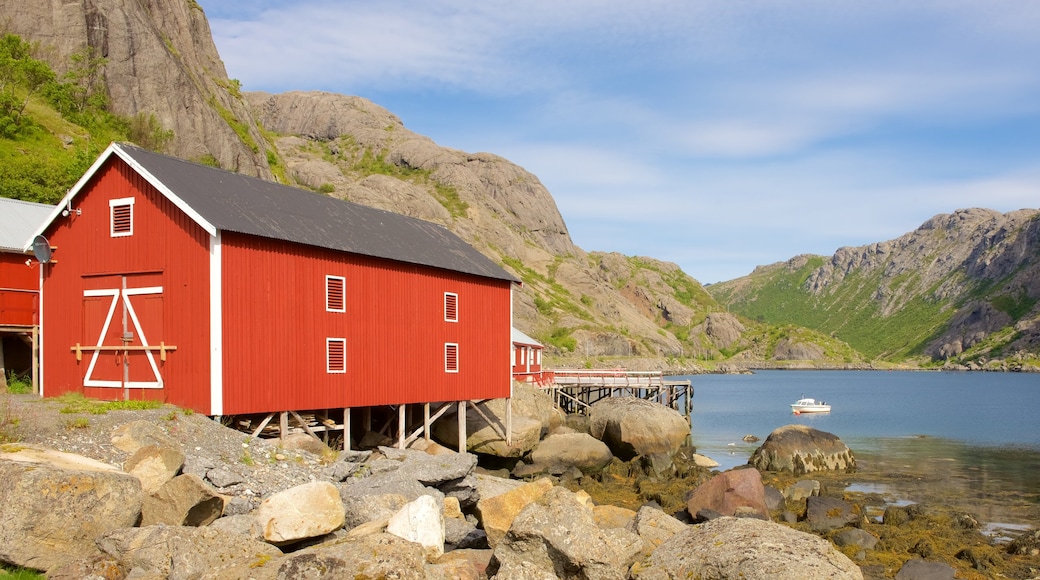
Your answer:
[712,208,1040,363]
[0,0,272,177]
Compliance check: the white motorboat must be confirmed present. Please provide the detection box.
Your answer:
[791,397,831,414]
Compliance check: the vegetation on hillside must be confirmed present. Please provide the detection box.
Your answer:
[0,33,173,204]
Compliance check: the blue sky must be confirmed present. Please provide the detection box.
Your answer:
[201,1,1040,284]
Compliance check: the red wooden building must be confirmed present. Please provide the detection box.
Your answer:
[511,327,546,383]
[31,143,519,446]
[0,197,53,391]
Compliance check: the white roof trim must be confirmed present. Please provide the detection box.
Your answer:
[25,142,218,251]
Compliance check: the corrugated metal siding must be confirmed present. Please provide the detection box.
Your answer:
[220,232,512,415]
[0,253,38,326]
[40,160,212,411]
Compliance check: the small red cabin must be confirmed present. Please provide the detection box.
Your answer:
[32,143,519,432]
[0,198,52,390]
[511,327,545,382]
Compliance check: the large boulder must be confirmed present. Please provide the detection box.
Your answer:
[385,494,445,558]
[123,444,185,494]
[685,467,769,520]
[268,533,431,580]
[588,396,690,461]
[525,432,614,474]
[748,424,856,474]
[0,445,143,572]
[488,486,643,579]
[627,505,688,557]
[141,473,226,527]
[476,477,554,549]
[252,481,346,545]
[631,517,864,580]
[94,525,282,580]
[431,400,543,458]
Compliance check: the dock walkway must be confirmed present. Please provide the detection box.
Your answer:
[540,369,693,417]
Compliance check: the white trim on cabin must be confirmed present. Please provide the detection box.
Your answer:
[209,232,223,416]
[25,143,218,249]
[109,197,135,237]
[445,342,459,373]
[326,275,346,313]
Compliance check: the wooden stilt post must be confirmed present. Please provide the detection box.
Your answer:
[343,407,351,451]
[279,412,288,441]
[457,401,467,453]
[398,404,406,449]
[506,396,513,446]
[362,407,372,433]
[423,402,431,442]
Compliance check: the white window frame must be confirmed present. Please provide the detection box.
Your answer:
[327,338,346,374]
[325,275,346,313]
[444,292,458,322]
[109,197,135,238]
[445,342,459,373]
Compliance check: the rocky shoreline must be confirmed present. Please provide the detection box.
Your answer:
[1,388,1038,579]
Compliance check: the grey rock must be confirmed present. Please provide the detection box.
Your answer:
[632,517,863,580]
[588,396,690,461]
[786,478,822,502]
[488,486,643,580]
[272,533,430,580]
[894,558,957,580]
[124,444,185,494]
[206,466,245,488]
[749,425,856,474]
[806,496,860,533]
[0,447,143,572]
[626,505,688,556]
[141,473,225,527]
[527,432,614,474]
[833,527,878,551]
[96,525,282,580]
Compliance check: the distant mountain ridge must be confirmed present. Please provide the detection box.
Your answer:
[708,208,1040,366]
[2,0,1037,370]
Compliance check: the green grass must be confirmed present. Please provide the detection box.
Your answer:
[57,392,164,415]
[5,372,33,395]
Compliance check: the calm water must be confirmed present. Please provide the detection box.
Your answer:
[682,370,1040,528]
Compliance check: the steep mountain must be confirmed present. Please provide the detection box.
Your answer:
[4,1,1035,370]
[708,208,1040,366]
[0,0,272,177]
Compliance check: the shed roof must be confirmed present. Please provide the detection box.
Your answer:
[37,143,519,283]
[511,327,543,347]
[0,197,54,252]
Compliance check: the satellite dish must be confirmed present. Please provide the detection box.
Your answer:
[32,235,52,264]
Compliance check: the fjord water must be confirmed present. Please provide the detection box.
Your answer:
[685,370,1040,527]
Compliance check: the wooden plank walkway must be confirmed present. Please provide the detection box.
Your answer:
[541,369,693,418]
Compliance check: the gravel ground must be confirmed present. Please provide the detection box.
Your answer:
[1,392,333,509]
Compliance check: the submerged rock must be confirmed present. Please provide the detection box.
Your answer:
[748,424,856,474]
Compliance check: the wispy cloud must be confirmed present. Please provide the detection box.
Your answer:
[204,0,1040,282]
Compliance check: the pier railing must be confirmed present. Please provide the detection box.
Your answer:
[541,369,693,417]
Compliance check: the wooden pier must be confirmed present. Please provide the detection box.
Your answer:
[541,369,693,417]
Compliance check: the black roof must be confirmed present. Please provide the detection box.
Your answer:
[115,143,518,283]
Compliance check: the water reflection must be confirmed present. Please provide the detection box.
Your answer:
[846,436,1040,530]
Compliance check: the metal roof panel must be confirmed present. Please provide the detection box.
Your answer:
[114,143,518,283]
[0,198,54,252]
